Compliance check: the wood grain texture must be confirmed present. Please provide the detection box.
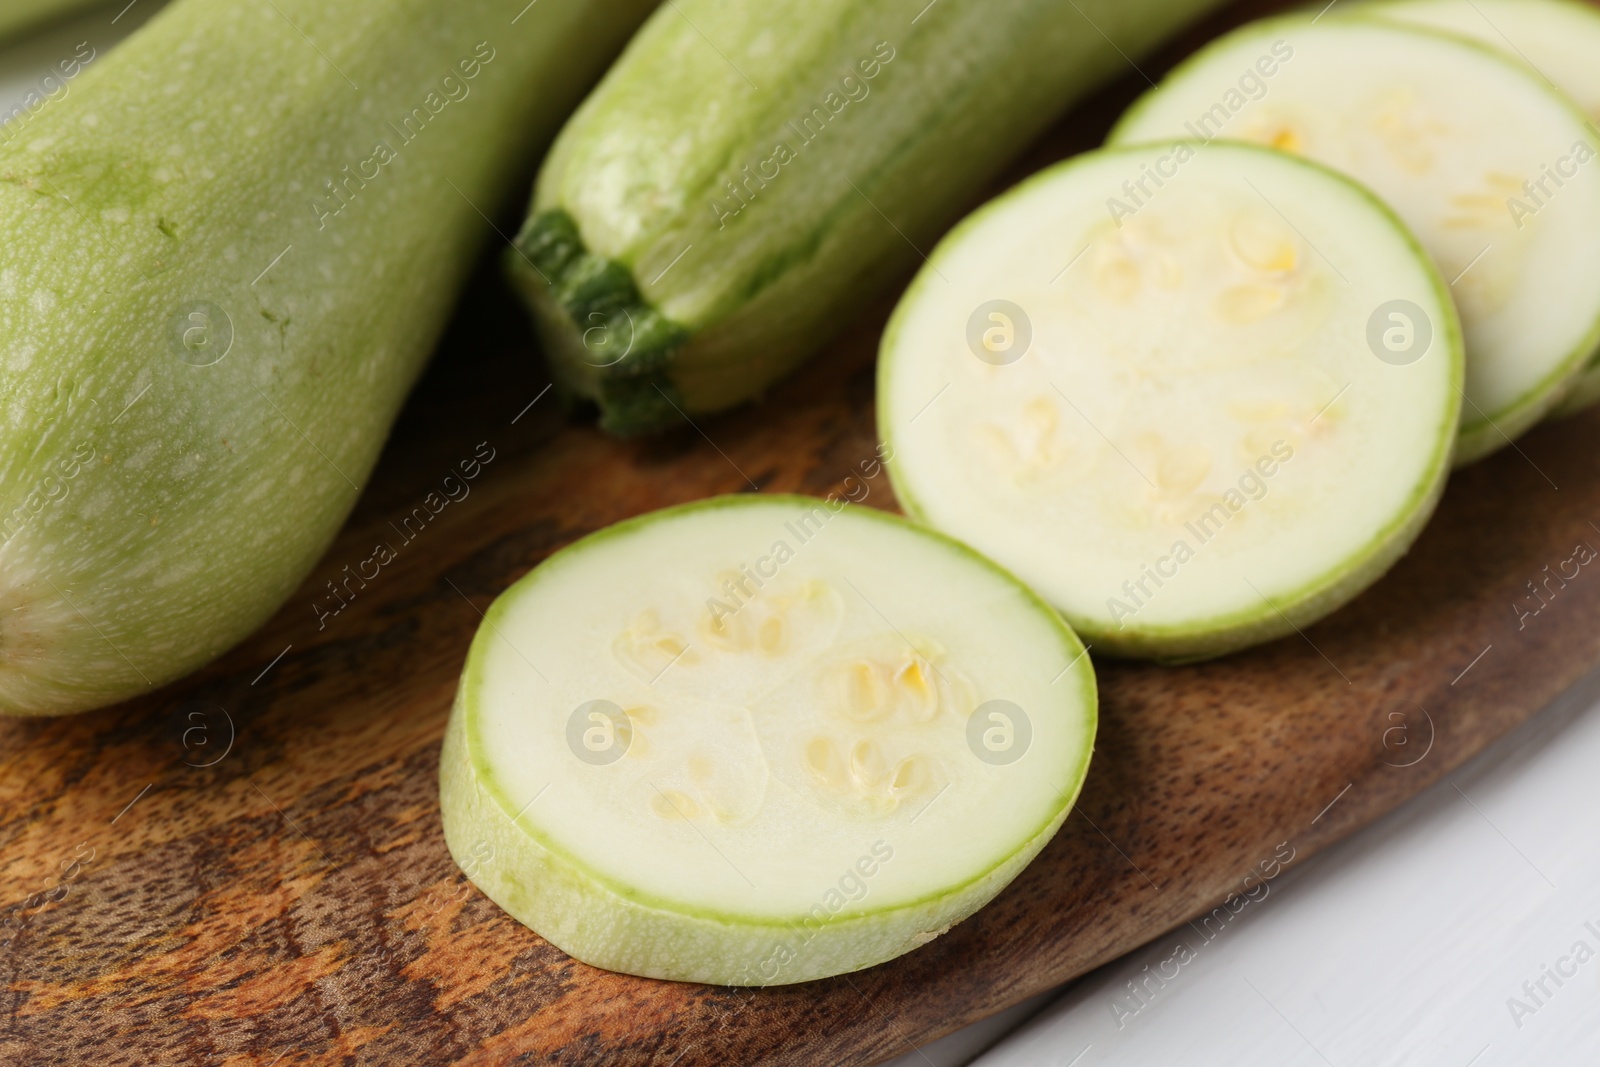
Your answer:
[4,1,1599,1062]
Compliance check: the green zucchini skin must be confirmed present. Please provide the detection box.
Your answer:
[512,0,1233,435]
[0,0,657,716]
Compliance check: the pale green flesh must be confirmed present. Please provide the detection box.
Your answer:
[879,144,1461,660]
[439,495,1097,984]
[1110,16,1600,464]
[1367,0,1600,419]
[519,0,1232,432]
[0,0,656,715]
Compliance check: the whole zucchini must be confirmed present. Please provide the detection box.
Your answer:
[510,0,1232,435]
[0,0,656,715]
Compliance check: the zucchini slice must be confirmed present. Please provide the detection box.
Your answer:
[1367,0,1600,418]
[878,143,1460,661]
[439,495,1096,984]
[509,0,1234,435]
[1110,15,1600,463]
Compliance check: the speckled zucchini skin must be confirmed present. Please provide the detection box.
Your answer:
[0,0,657,714]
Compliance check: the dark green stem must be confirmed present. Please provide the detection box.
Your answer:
[507,209,691,436]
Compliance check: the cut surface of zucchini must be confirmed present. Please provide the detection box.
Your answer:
[440,495,1096,984]
[1110,16,1600,462]
[1368,0,1600,419]
[879,143,1460,660]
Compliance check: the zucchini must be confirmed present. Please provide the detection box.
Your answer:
[1109,15,1600,464]
[1367,0,1600,419]
[879,143,1461,660]
[509,0,1233,435]
[0,0,657,716]
[439,495,1096,983]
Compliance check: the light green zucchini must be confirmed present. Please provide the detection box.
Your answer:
[1365,0,1600,419]
[508,0,1232,435]
[1109,15,1600,464]
[878,143,1461,660]
[0,0,657,716]
[440,494,1096,983]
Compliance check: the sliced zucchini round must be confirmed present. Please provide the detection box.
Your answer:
[1367,0,1600,419]
[1110,15,1600,462]
[878,143,1460,660]
[439,495,1096,984]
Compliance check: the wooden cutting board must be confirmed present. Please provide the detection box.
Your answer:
[6,2,1600,1063]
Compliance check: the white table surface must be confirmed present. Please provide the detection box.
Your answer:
[7,9,1597,1067]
